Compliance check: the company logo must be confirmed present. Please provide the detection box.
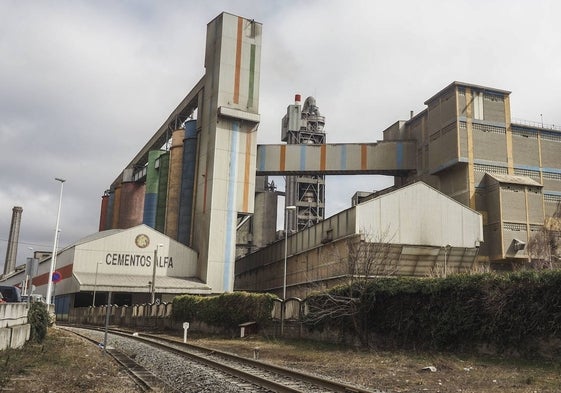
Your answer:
[135,234,150,248]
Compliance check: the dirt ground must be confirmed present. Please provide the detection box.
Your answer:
[0,327,138,393]
[1,327,561,393]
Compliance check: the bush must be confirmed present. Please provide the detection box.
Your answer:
[172,292,276,333]
[305,271,561,352]
[28,302,50,343]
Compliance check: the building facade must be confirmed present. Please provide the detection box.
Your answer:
[383,82,561,267]
[235,182,483,298]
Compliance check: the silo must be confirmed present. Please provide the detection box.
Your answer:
[155,152,170,233]
[119,182,146,229]
[3,206,23,276]
[143,150,166,228]
[165,129,185,239]
[178,120,198,246]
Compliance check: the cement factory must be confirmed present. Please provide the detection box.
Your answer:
[2,12,561,315]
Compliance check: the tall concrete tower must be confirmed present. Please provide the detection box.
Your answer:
[3,206,23,276]
[281,95,326,232]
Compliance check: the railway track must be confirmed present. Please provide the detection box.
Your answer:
[63,326,385,393]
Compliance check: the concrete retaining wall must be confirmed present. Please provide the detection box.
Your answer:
[0,303,31,350]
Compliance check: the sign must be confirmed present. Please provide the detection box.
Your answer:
[52,271,62,283]
[183,322,190,343]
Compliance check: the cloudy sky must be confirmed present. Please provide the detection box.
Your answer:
[1,0,560,271]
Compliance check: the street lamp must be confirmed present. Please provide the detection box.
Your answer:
[281,205,296,335]
[46,177,65,305]
[151,243,163,303]
[283,206,297,301]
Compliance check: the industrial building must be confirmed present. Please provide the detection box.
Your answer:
[95,12,561,296]
[235,182,483,298]
[4,12,559,308]
[0,225,210,317]
[282,95,326,232]
[382,81,561,268]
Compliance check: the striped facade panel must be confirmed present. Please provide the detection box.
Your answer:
[256,142,416,175]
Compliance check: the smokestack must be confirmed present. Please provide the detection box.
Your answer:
[294,94,302,105]
[4,206,23,276]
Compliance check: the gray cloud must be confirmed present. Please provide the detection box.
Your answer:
[2,0,560,271]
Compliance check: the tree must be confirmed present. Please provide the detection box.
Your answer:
[527,201,561,269]
[304,228,398,347]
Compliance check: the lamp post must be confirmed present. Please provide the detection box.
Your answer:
[46,177,65,305]
[151,244,163,303]
[281,205,296,335]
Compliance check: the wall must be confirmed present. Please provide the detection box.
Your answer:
[0,303,30,350]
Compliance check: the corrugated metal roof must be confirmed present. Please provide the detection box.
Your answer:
[486,173,542,187]
[74,272,211,294]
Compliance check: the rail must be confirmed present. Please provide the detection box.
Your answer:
[66,325,384,393]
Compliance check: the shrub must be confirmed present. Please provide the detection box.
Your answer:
[304,271,561,352]
[28,302,50,343]
[172,292,276,332]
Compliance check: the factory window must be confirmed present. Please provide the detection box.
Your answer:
[544,194,561,202]
[473,92,484,120]
[529,224,542,232]
[474,163,508,174]
[512,128,537,139]
[459,121,467,129]
[472,123,506,135]
[543,172,561,180]
[502,185,521,193]
[504,222,525,231]
[541,132,561,142]
[514,168,540,179]
[484,93,504,102]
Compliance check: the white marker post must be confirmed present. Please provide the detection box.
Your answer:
[183,322,190,343]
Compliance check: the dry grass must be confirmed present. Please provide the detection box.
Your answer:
[192,335,561,393]
[0,327,138,393]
